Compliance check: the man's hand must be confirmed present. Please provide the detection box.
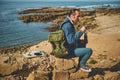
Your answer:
[80,25,87,32]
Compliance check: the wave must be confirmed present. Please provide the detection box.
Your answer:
[11,3,120,12]
[80,4,120,9]
[0,9,19,15]
[55,4,120,10]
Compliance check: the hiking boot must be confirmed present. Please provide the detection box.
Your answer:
[80,65,92,72]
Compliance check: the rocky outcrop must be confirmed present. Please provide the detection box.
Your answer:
[18,8,120,32]
[0,38,120,80]
[18,7,97,32]
[18,8,73,23]
[0,40,89,80]
[18,8,72,14]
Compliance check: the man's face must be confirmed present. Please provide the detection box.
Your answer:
[73,11,80,24]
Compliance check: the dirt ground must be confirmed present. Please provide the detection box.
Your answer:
[87,14,120,69]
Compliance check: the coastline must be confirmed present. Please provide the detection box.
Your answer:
[0,7,120,57]
[0,7,120,80]
[0,0,120,49]
[1,7,120,50]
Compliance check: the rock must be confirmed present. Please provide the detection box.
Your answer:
[53,70,69,80]
[104,71,120,80]
[70,70,89,79]
[18,8,73,23]
[94,74,104,80]
[27,71,52,80]
[49,55,78,71]
[0,56,9,64]
[55,58,75,70]
[27,71,35,80]
[28,40,53,55]
[0,63,18,76]
[84,77,94,80]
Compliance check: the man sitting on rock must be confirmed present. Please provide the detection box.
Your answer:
[61,9,93,72]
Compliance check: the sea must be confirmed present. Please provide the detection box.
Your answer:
[0,1,120,48]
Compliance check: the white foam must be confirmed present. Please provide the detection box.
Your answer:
[79,4,120,10]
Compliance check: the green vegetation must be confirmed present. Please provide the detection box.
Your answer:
[89,58,98,64]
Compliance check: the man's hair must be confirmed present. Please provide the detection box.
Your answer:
[67,9,80,16]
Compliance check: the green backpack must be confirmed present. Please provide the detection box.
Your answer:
[48,30,69,58]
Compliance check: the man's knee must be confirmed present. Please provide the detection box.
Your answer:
[87,48,93,55]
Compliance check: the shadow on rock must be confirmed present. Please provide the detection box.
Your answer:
[89,62,120,77]
[89,68,107,77]
[110,62,120,72]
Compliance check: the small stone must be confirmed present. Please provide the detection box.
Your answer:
[94,74,104,80]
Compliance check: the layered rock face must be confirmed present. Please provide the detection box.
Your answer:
[0,40,89,80]
[0,40,120,80]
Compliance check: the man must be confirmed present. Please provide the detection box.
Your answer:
[61,9,92,72]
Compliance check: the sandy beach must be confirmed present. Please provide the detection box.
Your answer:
[0,8,120,80]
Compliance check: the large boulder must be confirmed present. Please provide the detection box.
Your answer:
[28,40,53,55]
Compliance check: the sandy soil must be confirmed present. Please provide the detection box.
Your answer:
[87,14,120,69]
[92,14,120,34]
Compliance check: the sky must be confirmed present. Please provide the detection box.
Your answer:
[1,0,120,1]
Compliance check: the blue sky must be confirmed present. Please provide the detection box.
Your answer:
[2,0,120,1]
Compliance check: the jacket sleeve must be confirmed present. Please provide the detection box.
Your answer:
[62,22,83,45]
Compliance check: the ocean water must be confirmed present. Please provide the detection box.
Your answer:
[0,1,120,48]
